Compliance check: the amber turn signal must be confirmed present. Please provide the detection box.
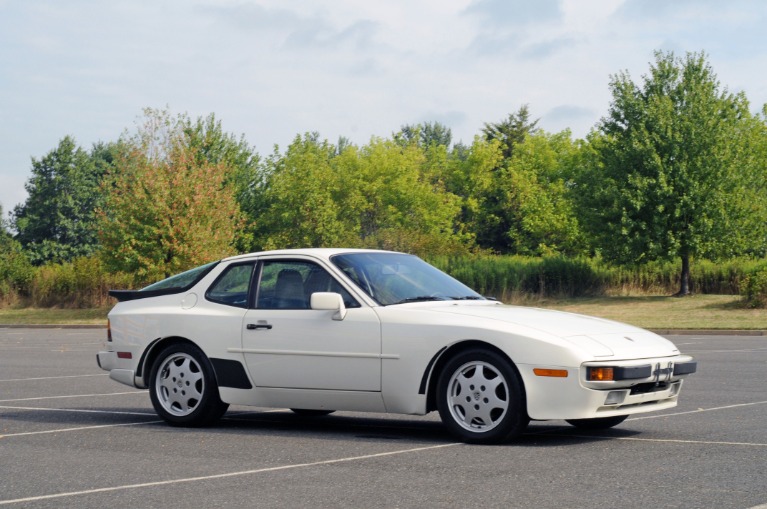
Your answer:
[533,368,568,377]
[587,367,615,381]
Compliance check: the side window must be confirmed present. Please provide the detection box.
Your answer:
[256,260,360,310]
[205,263,254,308]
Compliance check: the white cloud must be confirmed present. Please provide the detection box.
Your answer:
[465,0,563,27]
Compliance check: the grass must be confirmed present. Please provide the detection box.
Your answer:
[0,307,110,325]
[520,294,767,330]
[0,295,764,329]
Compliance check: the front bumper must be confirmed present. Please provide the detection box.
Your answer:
[519,355,696,420]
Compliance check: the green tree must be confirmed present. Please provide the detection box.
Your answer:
[0,203,6,235]
[180,112,260,251]
[98,109,245,283]
[253,134,356,249]
[471,105,542,252]
[482,105,539,159]
[346,137,467,254]
[443,136,504,248]
[446,128,582,256]
[12,137,111,265]
[252,133,470,257]
[395,122,453,148]
[581,51,767,295]
[503,131,584,255]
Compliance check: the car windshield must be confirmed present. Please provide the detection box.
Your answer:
[331,252,483,306]
[141,261,219,292]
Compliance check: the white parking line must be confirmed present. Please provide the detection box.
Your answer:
[0,420,163,438]
[0,391,146,403]
[0,405,155,417]
[0,374,108,382]
[563,435,767,447]
[0,442,460,506]
[685,348,767,354]
[0,406,158,438]
[627,400,767,420]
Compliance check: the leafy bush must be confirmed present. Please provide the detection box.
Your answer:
[27,256,135,308]
[740,267,767,308]
[0,237,35,304]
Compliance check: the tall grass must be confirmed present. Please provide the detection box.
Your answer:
[429,255,608,300]
[2,254,766,308]
[4,257,135,308]
[429,255,767,301]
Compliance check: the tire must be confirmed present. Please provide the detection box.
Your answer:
[566,415,628,429]
[436,349,529,444]
[149,343,229,426]
[290,409,335,417]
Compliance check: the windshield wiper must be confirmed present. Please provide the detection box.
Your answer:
[447,296,484,301]
[392,296,446,305]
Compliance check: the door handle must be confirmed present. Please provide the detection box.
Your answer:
[246,322,273,330]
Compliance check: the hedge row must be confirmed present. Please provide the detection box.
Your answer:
[2,254,767,308]
[428,255,767,302]
[0,256,134,308]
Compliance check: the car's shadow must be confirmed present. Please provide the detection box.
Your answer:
[0,406,643,446]
[214,411,645,446]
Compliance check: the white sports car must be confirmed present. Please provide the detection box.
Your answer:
[98,249,696,444]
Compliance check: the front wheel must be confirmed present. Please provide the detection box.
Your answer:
[436,349,529,444]
[566,415,628,429]
[149,343,229,426]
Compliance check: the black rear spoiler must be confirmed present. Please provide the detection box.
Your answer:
[108,288,185,302]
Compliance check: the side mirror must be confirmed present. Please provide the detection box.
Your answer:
[310,292,347,321]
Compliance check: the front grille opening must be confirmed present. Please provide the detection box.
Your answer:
[630,382,669,395]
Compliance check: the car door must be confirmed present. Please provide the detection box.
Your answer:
[240,258,382,391]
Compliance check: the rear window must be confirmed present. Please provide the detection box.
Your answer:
[142,262,219,292]
[205,263,255,308]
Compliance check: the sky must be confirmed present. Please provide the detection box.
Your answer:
[1,0,766,217]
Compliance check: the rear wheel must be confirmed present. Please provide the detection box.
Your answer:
[149,343,229,426]
[436,349,528,444]
[566,415,628,429]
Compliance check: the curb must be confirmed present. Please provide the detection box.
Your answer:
[650,329,767,336]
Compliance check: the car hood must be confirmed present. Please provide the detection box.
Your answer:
[421,302,680,359]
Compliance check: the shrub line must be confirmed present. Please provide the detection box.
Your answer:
[0,323,764,335]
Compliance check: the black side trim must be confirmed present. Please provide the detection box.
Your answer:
[210,358,253,389]
[418,347,447,394]
[614,365,653,380]
[673,361,698,376]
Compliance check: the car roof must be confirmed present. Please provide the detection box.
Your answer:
[222,248,405,263]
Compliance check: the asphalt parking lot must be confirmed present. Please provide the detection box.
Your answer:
[1,329,765,509]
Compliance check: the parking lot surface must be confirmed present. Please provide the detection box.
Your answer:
[1,329,765,508]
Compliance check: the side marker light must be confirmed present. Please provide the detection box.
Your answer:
[533,368,568,378]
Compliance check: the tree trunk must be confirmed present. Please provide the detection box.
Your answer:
[677,253,691,296]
